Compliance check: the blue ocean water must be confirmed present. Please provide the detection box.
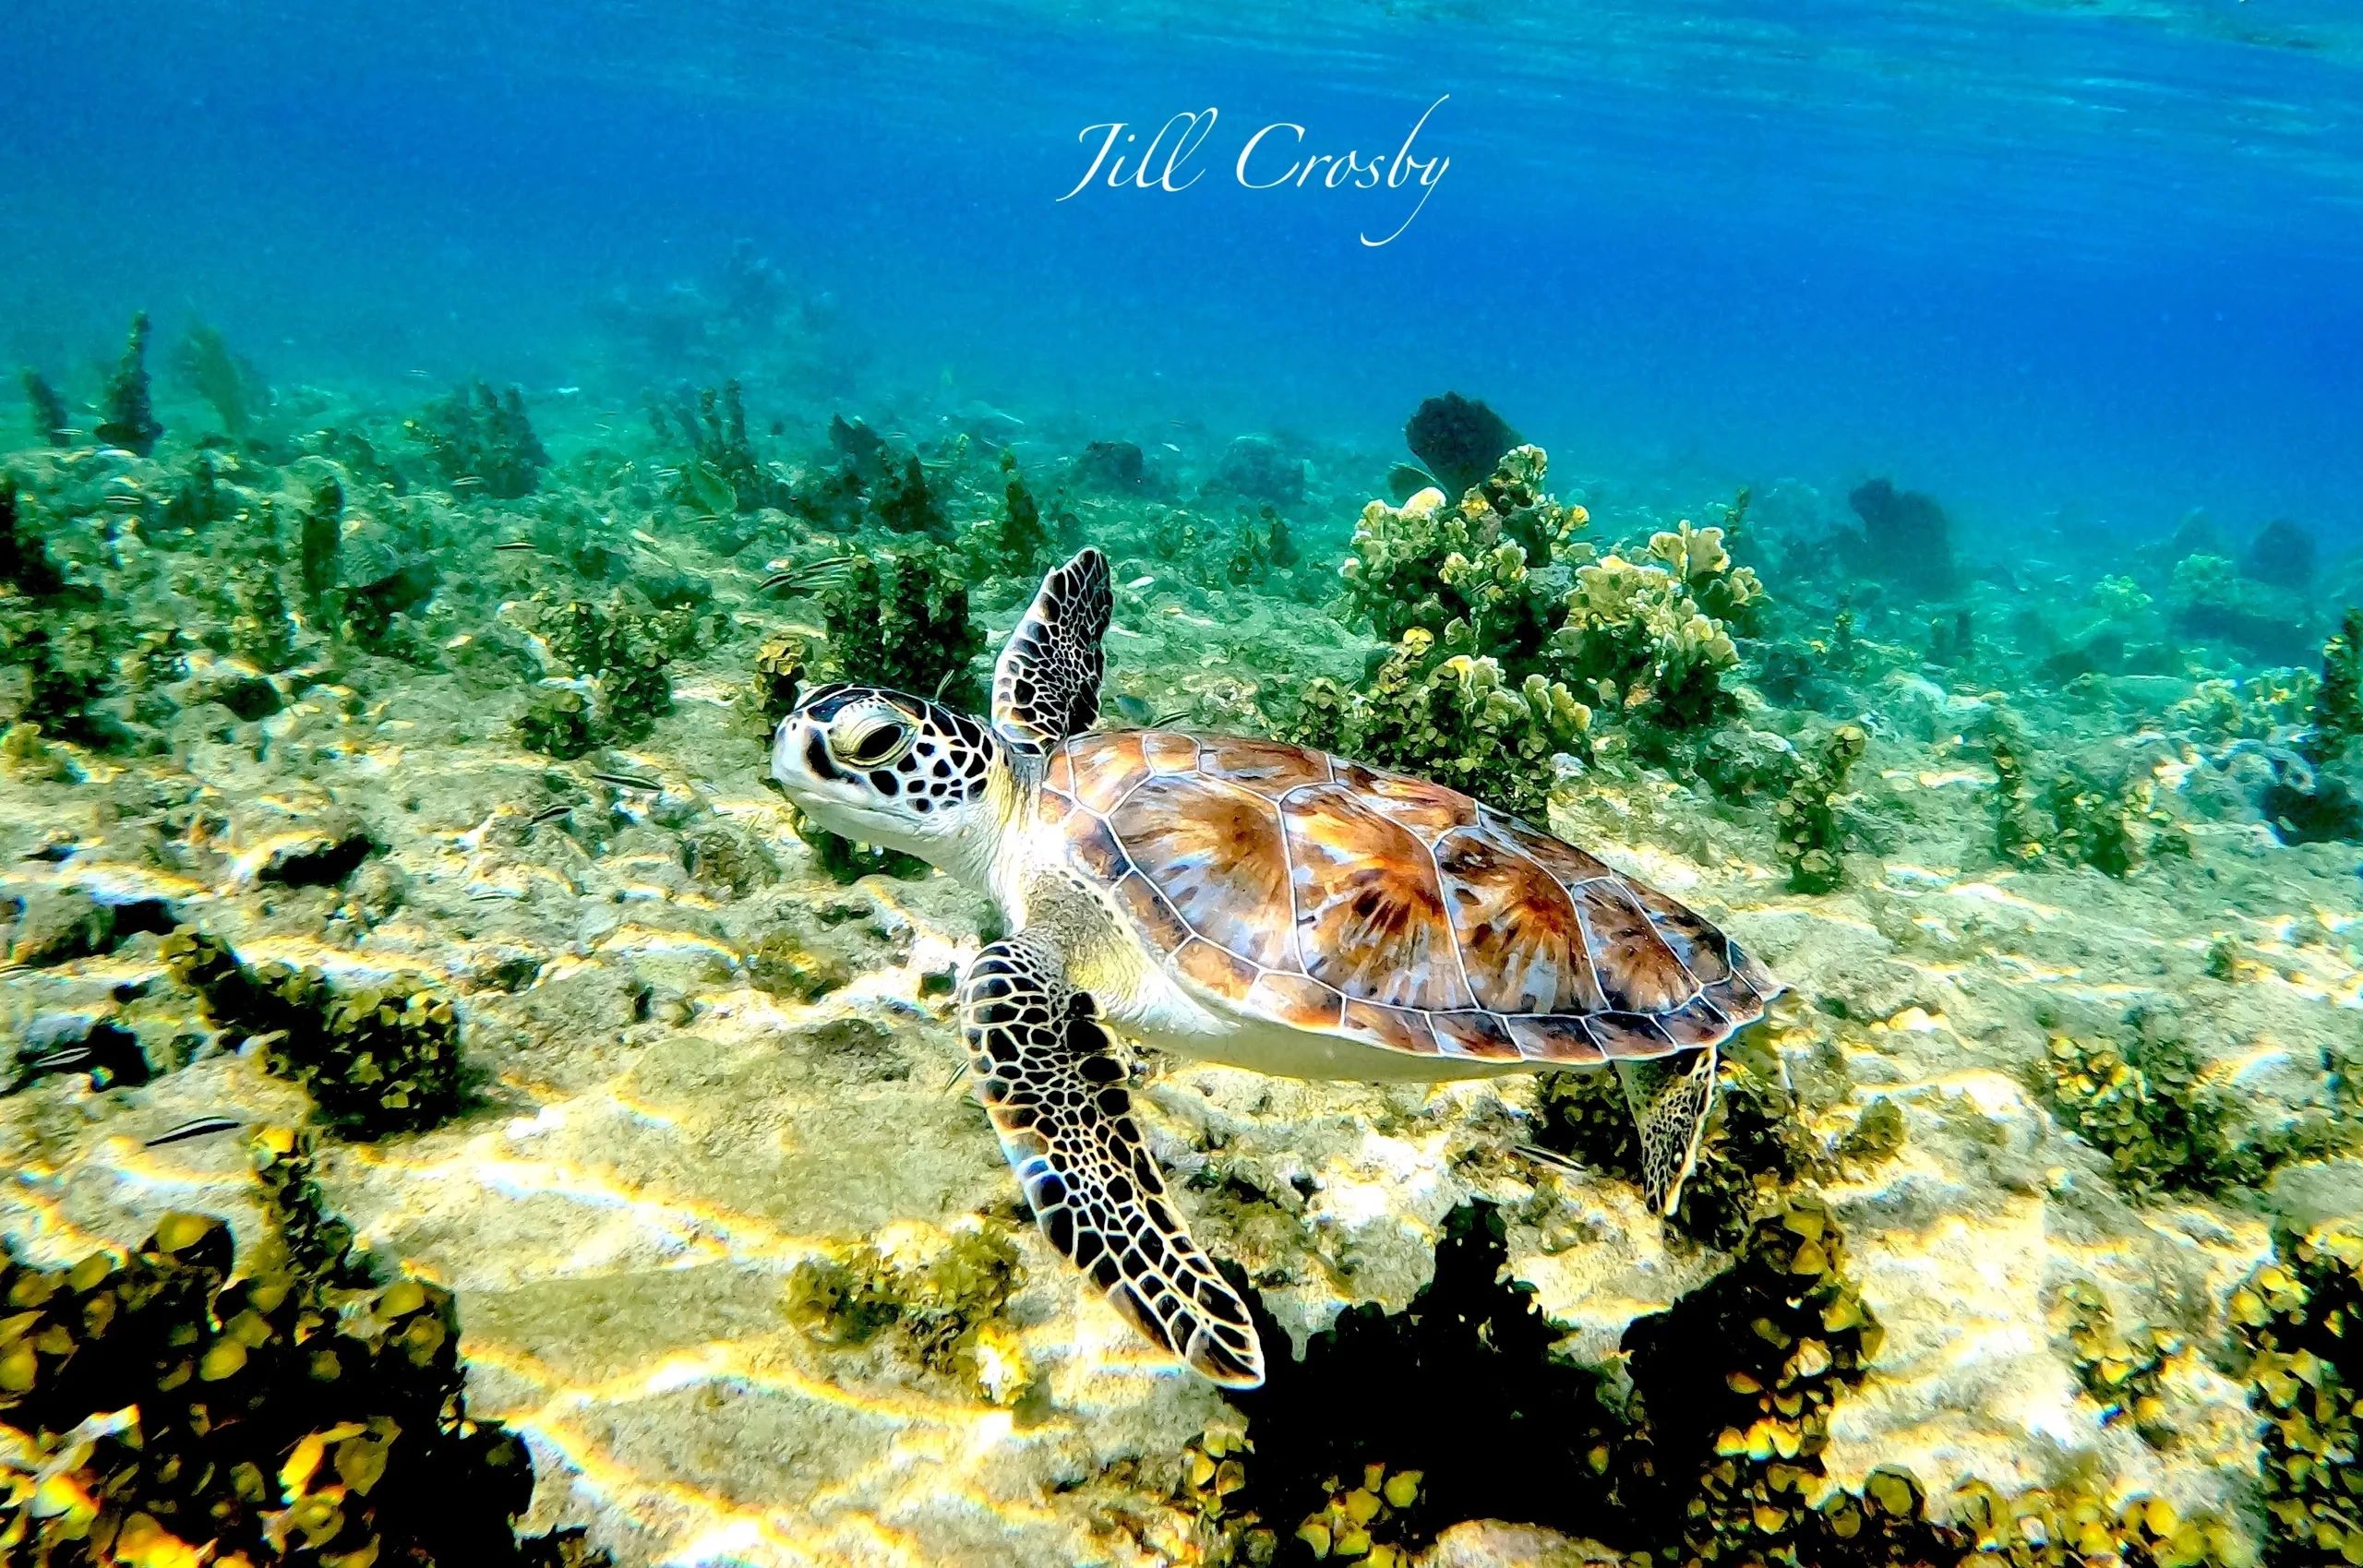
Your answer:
[6,0,2362,533]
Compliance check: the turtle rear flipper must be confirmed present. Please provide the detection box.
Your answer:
[992,547,1112,750]
[960,931,1265,1387]
[1615,1047,1719,1215]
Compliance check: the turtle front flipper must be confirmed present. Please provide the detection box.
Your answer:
[992,547,1113,749]
[1615,1047,1719,1215]
[959,932,1265,1387]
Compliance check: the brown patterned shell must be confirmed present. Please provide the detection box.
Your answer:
[1040,731,1781,1065]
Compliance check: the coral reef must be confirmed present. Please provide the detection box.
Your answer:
[1072,438,1147,494]
[173,317,261,440]
[815,545,984,707]
[405,380,549,498]
[2303,606,2361,765]
[963,449,1060,581]
[0,475,67,597]
[0,1188,594,1565]
[533,592,689,742]
[1404,391,1520,498]
[1288,628,1590,818]
[2035,1024,2249,1195]
[2242,517,2316,592]
[652,379,794,516]
[19,368,70,447]
[161,928,465,1138]
[1339,449,1586,663]
[1842,477,1956,599]
[517,685,599,759]
[2059,1281,2176,1445]
[1551,540,1746,740]
[2234,1222,2363,1566]
[2168,553,2314,663]
[95,311,162,456]
[298,474,343,611]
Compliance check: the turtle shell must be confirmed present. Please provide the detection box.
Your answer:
[1040,730,1780,1065]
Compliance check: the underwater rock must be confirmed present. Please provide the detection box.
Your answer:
[1844,477,1957,599]
[2256,748,2362,844]
[1404,391,1520,499]
[2169,553,2315,663]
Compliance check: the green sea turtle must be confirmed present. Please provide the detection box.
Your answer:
[770,548,1781,1387]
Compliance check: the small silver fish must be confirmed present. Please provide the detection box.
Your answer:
[590,771,662,792]
[145,1116,245,1148]
[1513,1142,1588,1178]
[494,541,541,554]
[528,804,572,825]
[21,1046,94,1075]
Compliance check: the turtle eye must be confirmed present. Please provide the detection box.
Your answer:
[830,716,915,769]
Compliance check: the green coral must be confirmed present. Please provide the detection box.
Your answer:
[783,1220,1030,1404]
[0,1187,595,1566]
[404,380,548,498]
[2304,607,2362,766]
[1288,627,1590,819]
[2036,1028,2249,1196]
[751,629,810,731]
[229,560,295,672]
[162,928,464,1138]
[1775,723,1867,893]
[2234,1222,2363,1567]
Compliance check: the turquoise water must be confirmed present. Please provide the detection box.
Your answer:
[8,0,2362,525]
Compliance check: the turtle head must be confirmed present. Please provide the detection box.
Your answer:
[769,684,1007,880]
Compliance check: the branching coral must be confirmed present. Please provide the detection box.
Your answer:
[1288,627,1590,819]
[1775,723,1867,893]
[162,928,464,1138]
[784,1220,1030,1404]
[1986,718,2184,878]
[2234,1222,2363,1567]
[95,311,162,456]
[404,380,549,498]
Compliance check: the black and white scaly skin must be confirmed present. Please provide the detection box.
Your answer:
[959,931,1265,1387]
[991,546,1112,753]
